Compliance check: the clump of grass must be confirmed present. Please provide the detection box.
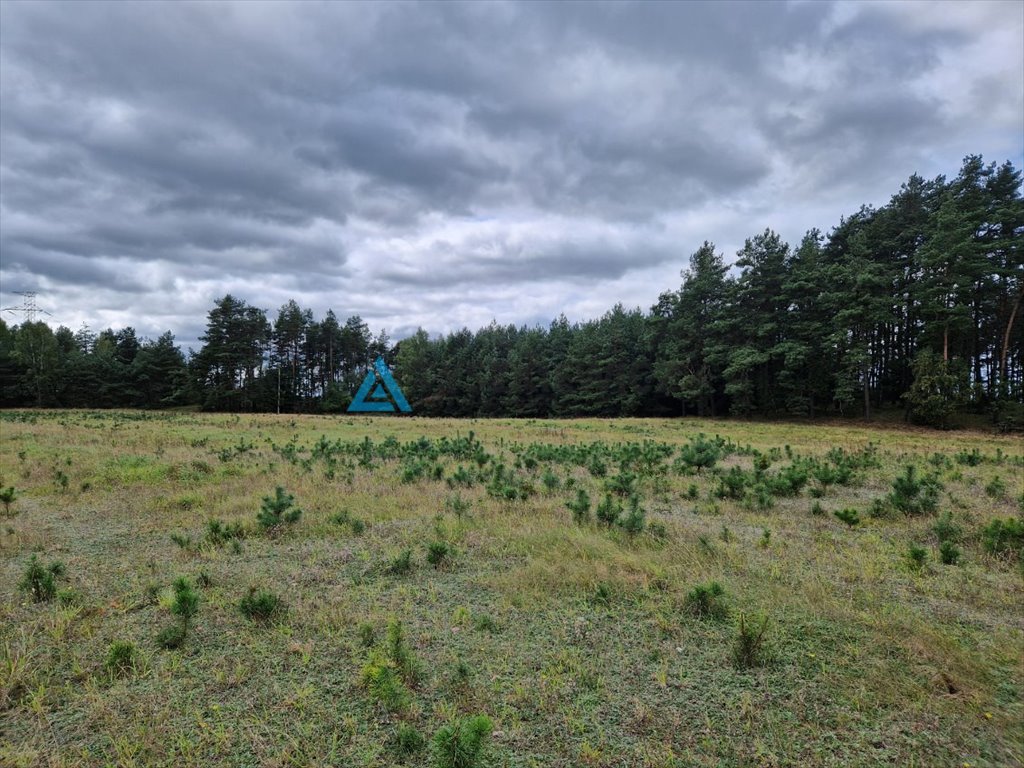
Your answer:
[592,581,612,606]
[939,540,961,566]
[170,532,193,550]
[0,486,17,517]
[350,518,367,535]
[719,524,732,542]
[732,613,769,669]
[105,641,138,677]
[758,528,771,548]
[834,508,860,527]
[566,489,591,525]
[426,540,452,568]
[330,509,350,526]
[431,714,493,768]
[810,500,826,516]
[684,581,728,621]
[257,486,303,531]
[18,555,65,602]
[240,587,285,621]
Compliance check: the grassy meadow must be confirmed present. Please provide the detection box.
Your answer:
[1,410,1022,767]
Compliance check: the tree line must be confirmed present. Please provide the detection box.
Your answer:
[1,155,1021,426]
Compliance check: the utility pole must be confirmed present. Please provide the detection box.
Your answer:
[1,291,52,324]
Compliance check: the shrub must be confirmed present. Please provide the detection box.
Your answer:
[432,714,493,768]
[445,493,471,519]
[684,581,728,621]
[350,518,367,535]
[981,517,1024,558]
[170,577,199,624]
[206,518,244,547]
[396,722,426,755]
[677,434,723,473]
[985,476,1007,499]
[257,486,303,530]
[541,469,560,493]
[732,613,769,669]
[595,494,622,527]
[619,495,645,535]
[19,555,64,602]
[426,541,452,568]
[106,641,138,676]
[565,489,591,525]
[358,622,376,647]
[939,540,961,566]
[810,501,825,516]
[907,544,928,570]
[330,509,350,526]
[715,467,749,500]
[387,549,413,576]
[361,652,411,713]
[386,619,420,686]
[889,465,941,516]
[156,622,187,649]
[604,471,636,497]
[932,511,961,543]
[0,486,16,517]
[758,528,771,549]
[834,508,860,527]
[239,588,284,621]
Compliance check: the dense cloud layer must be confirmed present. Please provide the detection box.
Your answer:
[1,0,1021,349]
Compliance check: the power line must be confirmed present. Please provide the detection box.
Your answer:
[1,291,53,323]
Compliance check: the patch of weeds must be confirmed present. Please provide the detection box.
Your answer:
[426,540,452,568]
[684,581,728,621]
[19,555,65,602]
[810,501,825,516]
[106,641,139,677]
[719,524,732,543]
[834,508,860,527]
[239,587,285,621]
[256,486,302,531]
[732,613,769,669]
[431,714,493,768]
[758,528,772,548]
[566,489,591,525]
[196,569,213,588]
[170,532,194,551]
[350,518,367,535]
[330,509,350,526]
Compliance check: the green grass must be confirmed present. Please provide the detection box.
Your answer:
[1,409,1022,767]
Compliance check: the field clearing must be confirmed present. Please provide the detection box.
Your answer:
[1,410,1022,767]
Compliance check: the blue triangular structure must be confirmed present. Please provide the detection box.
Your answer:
[348,357,412,413]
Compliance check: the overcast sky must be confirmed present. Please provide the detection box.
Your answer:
[1,0,1021,351]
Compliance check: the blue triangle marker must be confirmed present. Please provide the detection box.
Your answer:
[348,357,412,413]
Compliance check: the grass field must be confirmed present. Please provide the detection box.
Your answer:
[1,410,1022,768]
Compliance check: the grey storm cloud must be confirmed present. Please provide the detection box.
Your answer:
[1,0,1021,350]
